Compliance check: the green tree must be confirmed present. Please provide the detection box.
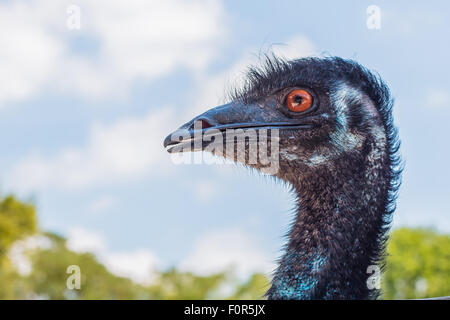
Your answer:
[148,268,228,299]
[0,195,37,299]
[0,195,37,261]
[23,232,267,300]
[147,269,268,299]
[228,273,269,300]
[25,232,149,299]
[3,194,449,300]
[382,228,450,299]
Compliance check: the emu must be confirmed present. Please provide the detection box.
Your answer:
[163,56,401,299]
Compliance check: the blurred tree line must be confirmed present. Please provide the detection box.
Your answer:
[0,195,448,299]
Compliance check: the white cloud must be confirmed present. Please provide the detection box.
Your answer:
[66,227,159,285]
[271,35,317,60]
[0,0,225,106]
[4,34,316,193]
[5,108,175,191]
[84,0,224,78]
[0,2,62,106]
[180,228,274,279]
[425,88,450,109]
[9,235,53,275]
[102,250,159,285]
[66,227,107,254]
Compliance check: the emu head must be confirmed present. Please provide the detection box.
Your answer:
[164,56,393,185]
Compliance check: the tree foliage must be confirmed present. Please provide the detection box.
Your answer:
[0,195,448,299]
[26,232,149,299]
[0,195,268,299]
[382,228,450,299]
[0,195,37,299]
[0,195,37,262]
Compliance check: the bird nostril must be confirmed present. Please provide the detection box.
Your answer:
[200,119,213,129]
[190,118,213,130]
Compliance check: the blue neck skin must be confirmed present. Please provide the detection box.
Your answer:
[271,251,328,299]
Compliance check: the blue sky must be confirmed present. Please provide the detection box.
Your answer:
[0,0,449,282]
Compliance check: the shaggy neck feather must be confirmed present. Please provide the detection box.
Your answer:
[268,135,390,299]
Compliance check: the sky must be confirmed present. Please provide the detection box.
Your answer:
[0,0,449,284]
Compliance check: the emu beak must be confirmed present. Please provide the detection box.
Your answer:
[163,101,313,153]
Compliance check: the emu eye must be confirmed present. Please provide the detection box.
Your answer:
[286,89,313,112]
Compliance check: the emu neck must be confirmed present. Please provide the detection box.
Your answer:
[268,140,390,299]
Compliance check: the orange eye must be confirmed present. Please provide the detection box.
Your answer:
[286,89,313,112]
